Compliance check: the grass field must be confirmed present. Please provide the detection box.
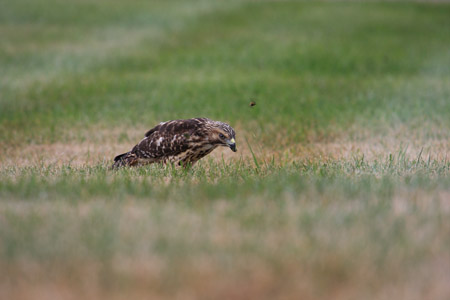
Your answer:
[1,0,450,299]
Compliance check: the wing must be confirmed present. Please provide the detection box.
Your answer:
[131,118,208,159]
[144,118,209,137]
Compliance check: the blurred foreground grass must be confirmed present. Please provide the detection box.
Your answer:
[1,0,450,299]
[1,154,450,299]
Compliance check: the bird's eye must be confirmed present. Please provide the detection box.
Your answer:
[219,133,225,139]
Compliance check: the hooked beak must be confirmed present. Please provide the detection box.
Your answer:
[227,138,237,152]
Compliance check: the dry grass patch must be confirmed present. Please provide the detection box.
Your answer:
[2,125,449,167]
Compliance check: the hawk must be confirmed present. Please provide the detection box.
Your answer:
[112,118,236,168]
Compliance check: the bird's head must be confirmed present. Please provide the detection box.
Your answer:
[209,121,237,152]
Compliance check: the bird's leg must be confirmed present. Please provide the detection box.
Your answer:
[179,159,196,171]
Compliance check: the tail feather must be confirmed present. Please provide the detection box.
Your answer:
[112,152,138,168]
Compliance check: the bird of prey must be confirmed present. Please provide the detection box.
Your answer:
[112,118,236,168]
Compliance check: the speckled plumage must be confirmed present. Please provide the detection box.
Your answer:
[112,118,236,168]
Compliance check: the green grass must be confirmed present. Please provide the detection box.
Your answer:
[2,0,450,145]
[1,155,450,299]
[1,0,450,299]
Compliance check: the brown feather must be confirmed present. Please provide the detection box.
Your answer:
[112,118,236,168]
